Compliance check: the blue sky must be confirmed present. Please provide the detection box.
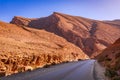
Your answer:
[0,0,120,22]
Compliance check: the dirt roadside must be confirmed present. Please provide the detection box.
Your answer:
[94,61,109,80]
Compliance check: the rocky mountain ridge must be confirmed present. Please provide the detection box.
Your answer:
[11,12,120,57]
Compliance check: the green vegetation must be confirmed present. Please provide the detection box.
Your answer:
[105,68,120,80]
[112,76,120,80]
[105,68,117,78]
[114,58,120,70]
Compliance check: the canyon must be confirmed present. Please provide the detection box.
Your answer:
[0,12,120,77]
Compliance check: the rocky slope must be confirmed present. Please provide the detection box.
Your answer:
[97,38,120,79]
[97,38,120,70]
[0,21,88,76]
[11,12,120,57]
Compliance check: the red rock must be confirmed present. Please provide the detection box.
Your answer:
[97,38,120,70]
[11,12,120,57]
[0,21,88,76]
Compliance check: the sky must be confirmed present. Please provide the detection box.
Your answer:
[0,0,120,22]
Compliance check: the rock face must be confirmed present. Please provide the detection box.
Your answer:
[97,38,120,76]
[0,21,88,76]
[11,12,120,57]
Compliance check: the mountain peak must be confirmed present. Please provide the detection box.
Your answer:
[53,12,60,14]
[10,12,120,57]
[53,12,65,15]
[52,12,71,18]
[10,16,32,26]
[12,16,32,21]
[13,16,24,18]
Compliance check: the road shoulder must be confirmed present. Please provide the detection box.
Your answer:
[94,61,108,80]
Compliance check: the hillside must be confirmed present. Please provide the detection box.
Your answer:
[97,38,120,69]
[0,21,88,76]
[11,12,120,57]
[97,38,120,79]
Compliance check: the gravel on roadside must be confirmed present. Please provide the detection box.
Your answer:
[94,61,109,80]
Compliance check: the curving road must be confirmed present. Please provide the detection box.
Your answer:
[1,60,103,80]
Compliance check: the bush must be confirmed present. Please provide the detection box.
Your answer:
[105,69,118,78]
[78,59,82,61]
[105,58,112,61]
[0,71,6,77]
[43,64,50,68]
[115,58,120,70]
[112,76,120,80]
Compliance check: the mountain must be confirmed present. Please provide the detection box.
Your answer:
[10,12,120,57]
[105,19,120,26]
[97,38,120,79]
[97,38,120,69]
[0,21,88,76]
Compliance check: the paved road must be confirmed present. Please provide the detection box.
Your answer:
[1,60,97,80]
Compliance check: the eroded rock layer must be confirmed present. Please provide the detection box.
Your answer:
[0,21,88,76]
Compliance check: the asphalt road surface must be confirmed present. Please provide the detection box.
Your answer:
[1,60,103,80]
